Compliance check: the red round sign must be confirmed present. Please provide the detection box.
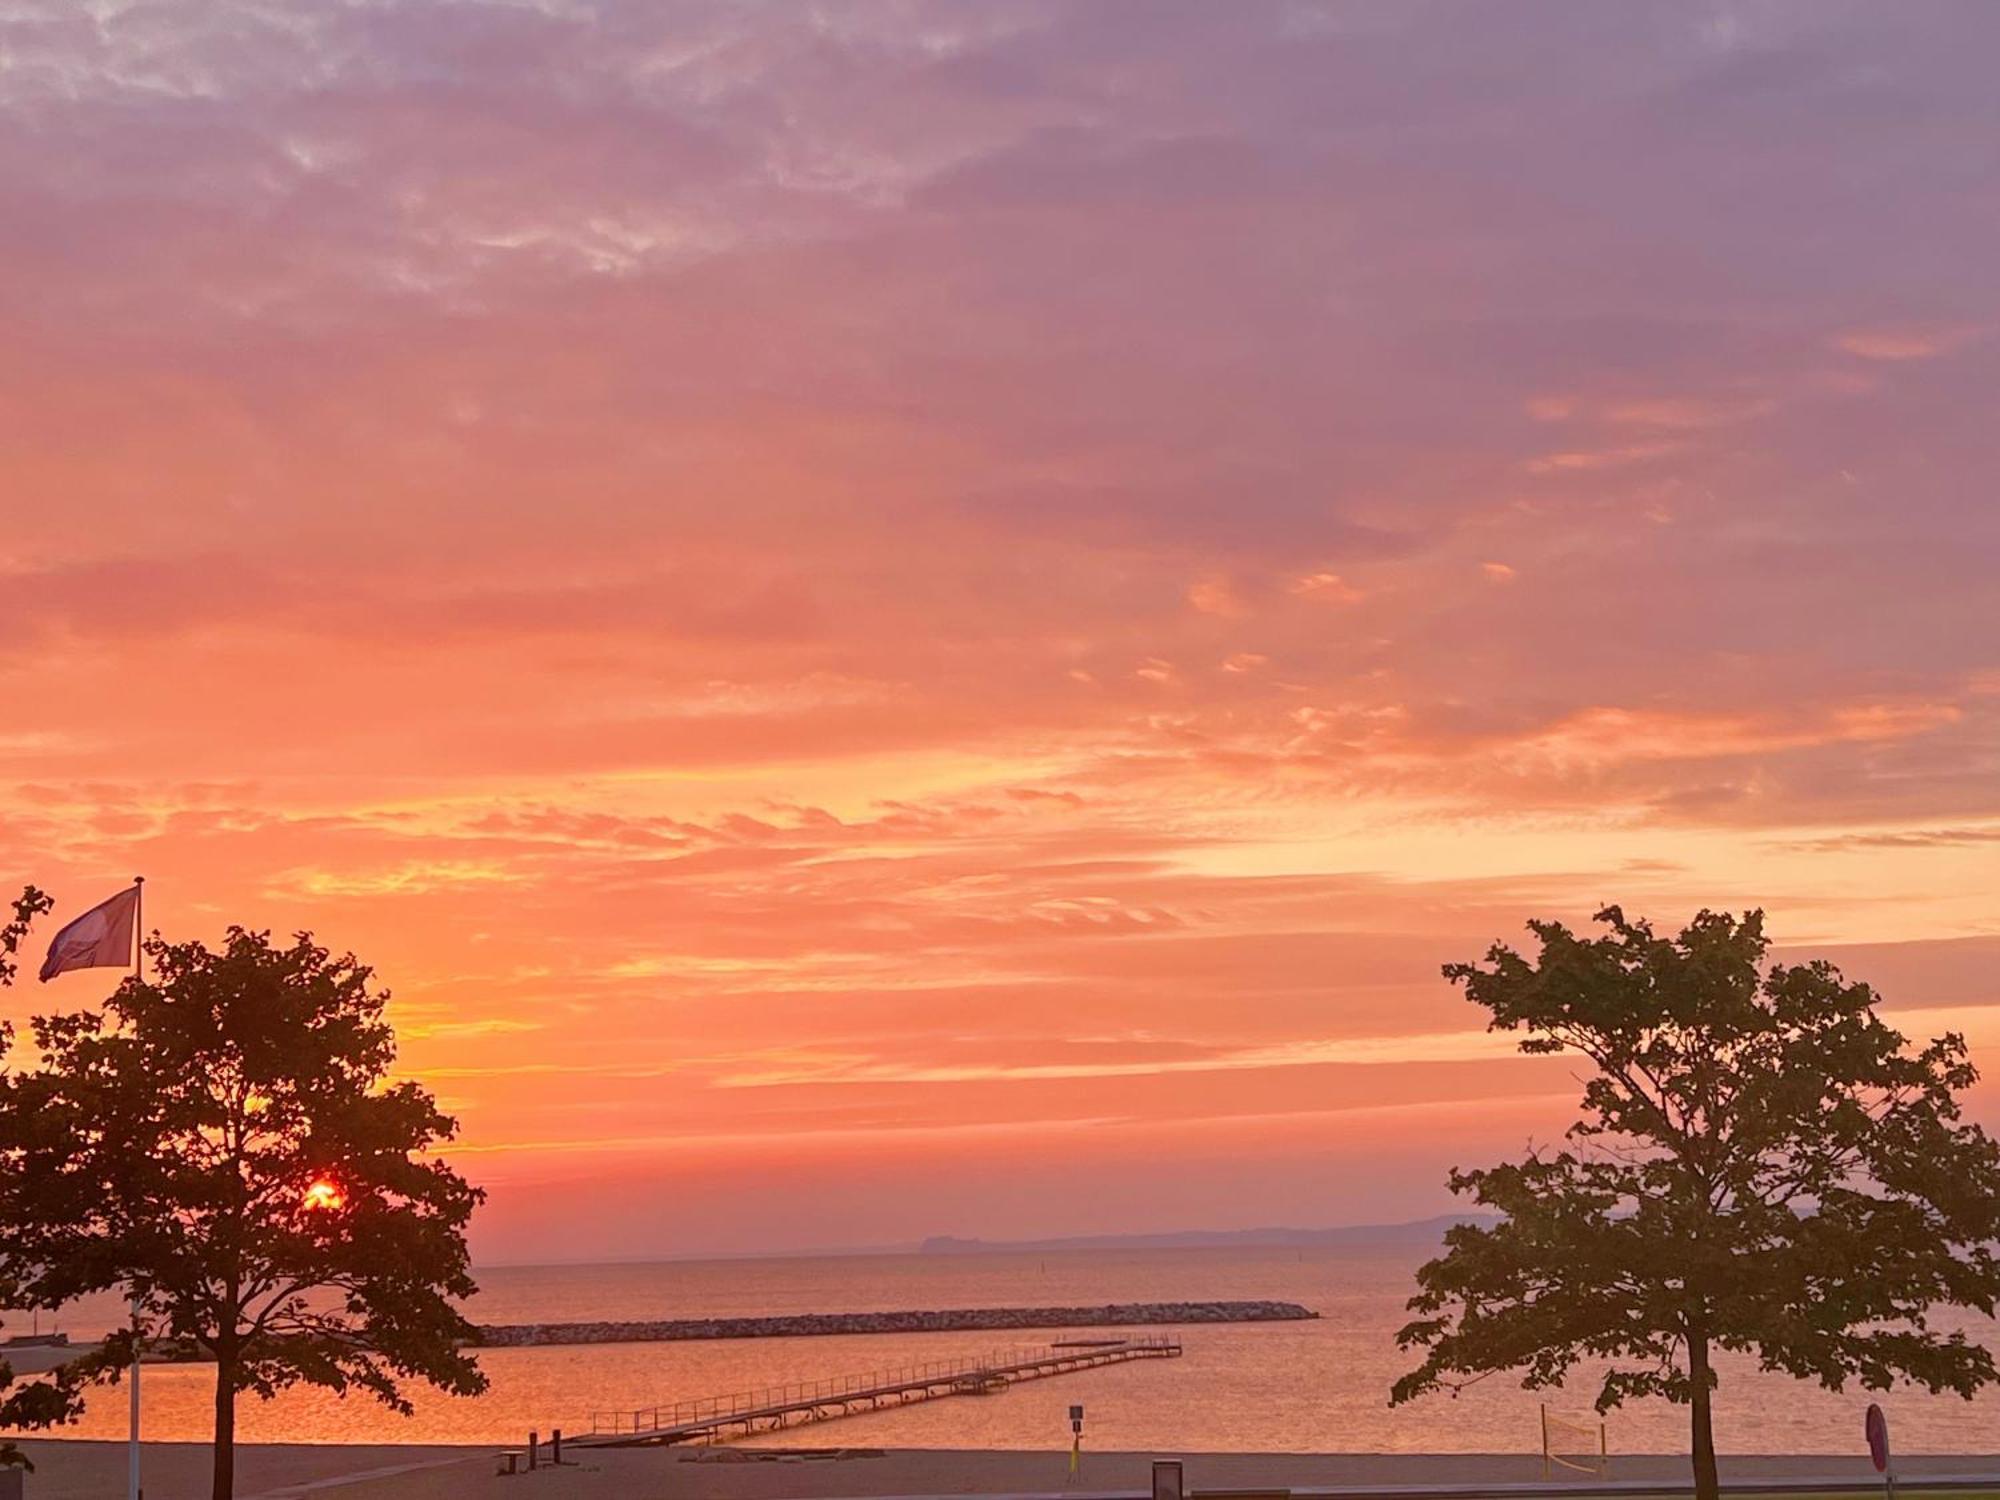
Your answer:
[1865,1403,1890,1473]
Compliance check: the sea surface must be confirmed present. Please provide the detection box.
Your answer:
[17,1245,2000,1452]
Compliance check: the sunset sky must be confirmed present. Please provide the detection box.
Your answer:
[4,2,1999,1263]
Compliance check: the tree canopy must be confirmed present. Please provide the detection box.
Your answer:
[1391,906,2000,1500]
[0,922,486,1500]
[0,887,57,1470]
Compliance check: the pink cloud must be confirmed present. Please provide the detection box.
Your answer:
[4,1,2000,1256]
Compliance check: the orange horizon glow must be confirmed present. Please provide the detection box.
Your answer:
[4,6,2000,1264]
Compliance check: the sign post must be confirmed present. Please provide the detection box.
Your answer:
[1069,1404,1084,1482]
[1866,1403,1893,1500]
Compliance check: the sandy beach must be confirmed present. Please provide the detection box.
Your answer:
[13,1444,2000,1500]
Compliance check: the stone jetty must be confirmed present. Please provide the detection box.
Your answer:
[474,1299,1315,1347]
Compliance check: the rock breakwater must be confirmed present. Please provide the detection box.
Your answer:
[474,1300,1315,1348]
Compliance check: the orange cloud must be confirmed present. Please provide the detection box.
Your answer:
[1187,578,1246,616]
[1831,325,1983,361]
[1291,571,1365,604]
[5,1,2000,1259]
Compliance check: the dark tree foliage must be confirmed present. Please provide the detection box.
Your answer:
[0,925,487,1500]
[0,888,59,1470]
[1390,906,2000,1500]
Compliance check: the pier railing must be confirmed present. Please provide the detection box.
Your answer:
[587,1334,1180,1440]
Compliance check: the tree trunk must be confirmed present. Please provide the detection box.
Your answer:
[1688,1328,1720,1500]
[211,1357,237,1500]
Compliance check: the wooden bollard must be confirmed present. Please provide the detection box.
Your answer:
[552,1429,563,1466]
[528,1431,538,1471]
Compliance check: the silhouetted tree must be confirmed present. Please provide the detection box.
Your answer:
[1391,907,2000,1500]
[0,926,486,1500]
[0,887,61,1470]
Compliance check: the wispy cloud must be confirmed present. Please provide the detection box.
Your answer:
[4,1,1999,1255]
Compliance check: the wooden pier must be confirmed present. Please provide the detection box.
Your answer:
[580,1335,1181,1447]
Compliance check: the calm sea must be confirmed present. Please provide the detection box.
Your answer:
[20,1245,2000,1452]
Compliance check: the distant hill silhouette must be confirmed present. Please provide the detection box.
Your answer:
[918,1212,1497,1255]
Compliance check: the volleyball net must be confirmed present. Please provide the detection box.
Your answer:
[1540,1403,1608,1478]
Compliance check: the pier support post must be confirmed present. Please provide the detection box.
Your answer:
[528,1431,538,1471]
[552,1429,563,1465]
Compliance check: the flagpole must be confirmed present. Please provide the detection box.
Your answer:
[128,875,143,1500]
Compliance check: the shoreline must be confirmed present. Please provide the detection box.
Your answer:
[14,1444,2000,1500]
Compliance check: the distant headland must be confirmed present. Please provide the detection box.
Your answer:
[917,1212,1497,1256]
